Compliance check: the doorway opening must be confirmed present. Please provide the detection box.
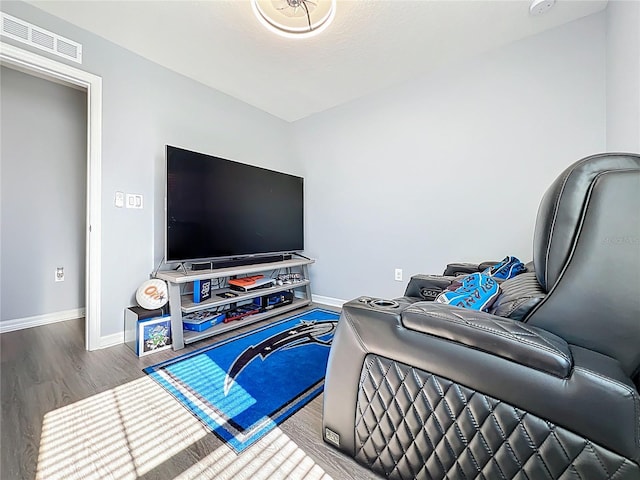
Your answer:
[1,42,102,350]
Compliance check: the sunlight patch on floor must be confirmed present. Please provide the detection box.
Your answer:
[175,427,332,480]
[36,376,208,479]
[35,375,332,479]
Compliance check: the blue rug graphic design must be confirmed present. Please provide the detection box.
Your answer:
[144,308,339,452]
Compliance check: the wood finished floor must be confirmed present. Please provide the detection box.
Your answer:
[0,305,379,480]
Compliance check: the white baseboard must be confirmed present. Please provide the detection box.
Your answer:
[98,332,124,349]
[311,294,346,308]
[0,308,85,334]
[292,291,345,308]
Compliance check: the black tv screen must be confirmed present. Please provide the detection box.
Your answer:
[165,145,304,263]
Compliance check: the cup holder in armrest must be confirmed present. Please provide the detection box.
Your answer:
[348,296,412,313]
[368,299,400,309]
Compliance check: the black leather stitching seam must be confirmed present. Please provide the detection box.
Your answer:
[387,360,417,479]
[414,375,448,476]
[543,165,574,290]
[483,404,518,480]
[354,356,387,461]
[375,357,421,480]
[506,436,531,480]
[490,320,566,354]
[341,308,371,354]
[394,363,443,480]
[455,309,567,361]
[507,406,536,453]
[451,384,479,458]
[358,355,638,480]
[540,169,604,305]
[407,371,430,477]
[609,456,632,479]
[429,375,461,475]
[572,366,640,453]
[460,387,509,480]
[525,167,640,327]
[539,153,611,288]
[410,309,571,366]
[420,371,457,478]
[408,396,433,478]
[444,384,485,478]
[503,299,539,318]
[425,374,466,478]
[458,311,570,362]
[551,428,585,480]
[355,355,640,480]
[496,400,535,477]
[466,393,509,479]
[518,417,557,480]
[587,440,612,478]
[396,366,430,480]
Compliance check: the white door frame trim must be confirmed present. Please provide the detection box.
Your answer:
[1,42,102,351]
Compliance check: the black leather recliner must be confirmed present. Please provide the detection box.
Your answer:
[322,153,640,479]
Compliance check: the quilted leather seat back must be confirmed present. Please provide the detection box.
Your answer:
[529,154,640,375]
[355,354,640,480]
[488,272,546,321]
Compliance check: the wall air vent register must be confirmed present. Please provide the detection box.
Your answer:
[1,13,82,64]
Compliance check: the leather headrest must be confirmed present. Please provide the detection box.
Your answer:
[533,153,640,290]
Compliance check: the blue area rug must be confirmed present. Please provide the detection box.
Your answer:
[144,308,339,452]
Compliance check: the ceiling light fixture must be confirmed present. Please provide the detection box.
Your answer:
[251,0,336,39]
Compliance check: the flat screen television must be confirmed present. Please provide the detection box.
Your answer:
[165,145,304,263]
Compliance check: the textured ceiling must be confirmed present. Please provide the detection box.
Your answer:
[29,0,608,122]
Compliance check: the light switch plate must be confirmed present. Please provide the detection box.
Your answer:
[126,193,143,209]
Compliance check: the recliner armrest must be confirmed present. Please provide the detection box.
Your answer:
[402,303,573,378]
[403,274,456,300]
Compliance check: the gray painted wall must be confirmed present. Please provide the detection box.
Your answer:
[1,1,295,337]
[606,0,640,152]
[0,2,628,336]
[1,66,87,321]
[293,13,607,301]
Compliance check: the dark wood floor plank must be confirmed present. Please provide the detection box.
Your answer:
[1,305,378,480]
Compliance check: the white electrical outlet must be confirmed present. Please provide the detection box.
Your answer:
[115,191,125,208]
[55,267,64,282]
[395,268,403,282]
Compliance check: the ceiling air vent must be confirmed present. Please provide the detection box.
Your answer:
[1,13,82,63]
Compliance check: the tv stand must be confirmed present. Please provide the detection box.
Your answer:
[155,257,314,350]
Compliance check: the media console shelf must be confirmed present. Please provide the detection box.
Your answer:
[155,257,314,350]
